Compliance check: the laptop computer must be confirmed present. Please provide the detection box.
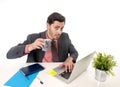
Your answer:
[53,51,96,84]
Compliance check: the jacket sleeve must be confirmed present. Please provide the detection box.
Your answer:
[6,34,37,59]
[59,33,79,62]
[6,45,26,58]
[68,37,79,62]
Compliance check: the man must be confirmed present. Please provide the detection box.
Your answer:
[6,12,78,72]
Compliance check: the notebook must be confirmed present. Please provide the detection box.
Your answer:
[20,63,44,76]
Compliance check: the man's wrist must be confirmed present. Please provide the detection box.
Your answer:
[67,56,73,62]
[25,44,33,53]
[24,45,30,54]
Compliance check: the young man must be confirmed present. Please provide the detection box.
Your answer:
[7,12,78,72]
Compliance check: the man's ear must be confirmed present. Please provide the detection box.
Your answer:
[46,23,50,30]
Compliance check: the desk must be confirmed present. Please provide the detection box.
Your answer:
[0,62,120,87]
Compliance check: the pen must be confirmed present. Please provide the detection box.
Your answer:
[37,77,44,84]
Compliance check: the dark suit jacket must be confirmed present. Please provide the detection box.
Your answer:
[7,31,78,62]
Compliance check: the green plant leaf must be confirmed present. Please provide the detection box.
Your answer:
[92,52,117,76]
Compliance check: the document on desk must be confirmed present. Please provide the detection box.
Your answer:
[4,70,39,87]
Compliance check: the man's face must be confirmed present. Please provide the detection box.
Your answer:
[47,21,65,40]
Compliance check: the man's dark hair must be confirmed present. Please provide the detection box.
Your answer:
[47,12,65,25]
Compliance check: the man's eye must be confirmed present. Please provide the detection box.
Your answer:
[61,27,63,31]
[55,27,59,30]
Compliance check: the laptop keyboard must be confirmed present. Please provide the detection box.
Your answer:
[59,71,72,79]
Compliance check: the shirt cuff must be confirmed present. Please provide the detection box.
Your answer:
[24,45,30,54]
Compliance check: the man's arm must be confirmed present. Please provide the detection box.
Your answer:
[60,33,79,72]
[6,33,39,59]
[69,42,78,63]
[6,45,26,58]
[63,42,78,72]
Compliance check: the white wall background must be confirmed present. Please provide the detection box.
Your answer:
[0,0,120,64]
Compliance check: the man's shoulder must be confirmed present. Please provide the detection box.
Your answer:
[28,31,45,37]
[59,32,70,40]
[27,31,46,39]
[61,32,69,37]
[61,32,68,36]
[28,33,39,36]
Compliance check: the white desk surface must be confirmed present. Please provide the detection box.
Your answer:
[0,62,120,87]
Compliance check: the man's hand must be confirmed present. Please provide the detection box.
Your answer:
[61,56,74,72]
[27,38,44,52]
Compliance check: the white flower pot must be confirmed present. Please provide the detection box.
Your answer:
[95,69,107,82]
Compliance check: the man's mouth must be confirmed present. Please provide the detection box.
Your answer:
[54,35,60,39]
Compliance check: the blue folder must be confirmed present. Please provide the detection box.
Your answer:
[4,70,39,87]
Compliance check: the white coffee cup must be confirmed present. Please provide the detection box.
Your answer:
[42,39,51,51]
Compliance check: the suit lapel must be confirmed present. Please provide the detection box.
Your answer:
[58,36,63,62]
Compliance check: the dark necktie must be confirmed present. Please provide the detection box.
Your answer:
[51,40,59,62]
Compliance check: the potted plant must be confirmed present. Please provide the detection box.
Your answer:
[92,52,117,82]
